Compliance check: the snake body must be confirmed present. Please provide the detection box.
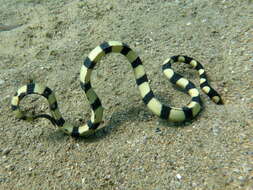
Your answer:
[11,41,222,137]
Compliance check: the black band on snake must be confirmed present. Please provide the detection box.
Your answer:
[11,41,223,137]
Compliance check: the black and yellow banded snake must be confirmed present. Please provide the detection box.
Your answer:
[11,41,223,137]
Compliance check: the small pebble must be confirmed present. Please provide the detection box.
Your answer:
[155,128,161,133]
[0,79,4,85]
[5,165,15,171]
[244,151,253,155]
[176,174,182,180]
[238,176,245,181]
[2,148,12,155]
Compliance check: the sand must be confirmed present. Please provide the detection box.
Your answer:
[0,0,252,189]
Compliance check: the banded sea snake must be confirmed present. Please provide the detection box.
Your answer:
[11,41,223,137]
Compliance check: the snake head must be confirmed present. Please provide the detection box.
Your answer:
[60,122,74,135]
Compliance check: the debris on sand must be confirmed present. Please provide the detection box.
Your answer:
[0,23,22,32]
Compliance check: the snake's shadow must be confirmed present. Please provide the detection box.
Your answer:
[69,89,206,142]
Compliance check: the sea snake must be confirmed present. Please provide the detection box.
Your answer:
[11,41,223,137]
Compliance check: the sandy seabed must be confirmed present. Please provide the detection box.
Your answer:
[0,0,252,189]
